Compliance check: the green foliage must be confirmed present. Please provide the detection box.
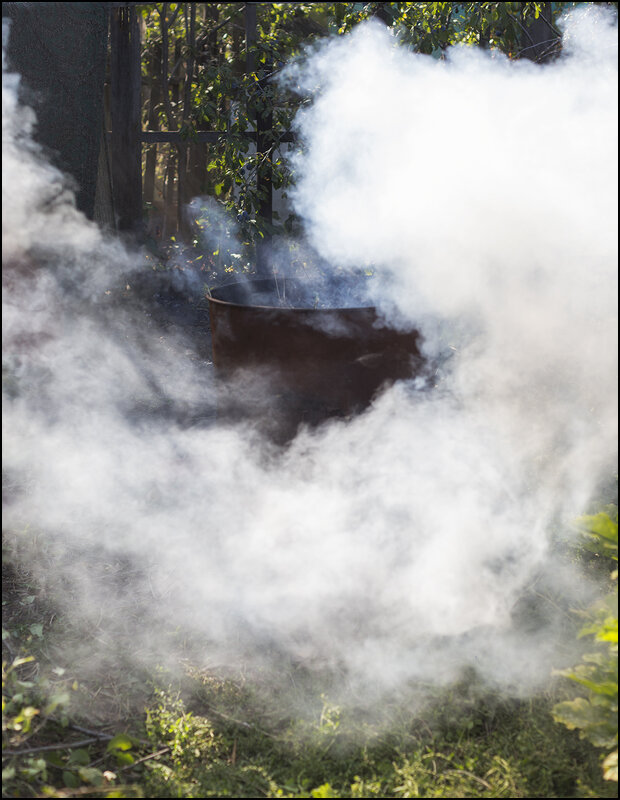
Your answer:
[2,653,135,797]
[141,682,283,798]
[2,655,71,747]
[553,510,618,783]
[335,1,567,57]
[1,581,143,799]
[132,677,617,798]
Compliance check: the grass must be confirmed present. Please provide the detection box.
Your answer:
[2,545,617,799]
[4,649,614,798]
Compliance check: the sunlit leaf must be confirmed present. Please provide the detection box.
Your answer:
[78,766,105,786]
[603,749,618,782]
[107,733,134,753]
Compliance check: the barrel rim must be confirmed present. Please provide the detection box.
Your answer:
[206,277,377,314]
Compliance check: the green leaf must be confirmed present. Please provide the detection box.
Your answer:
[78,766,105,786]
[67,748,91,766]
[553,697,617,748]
[44,691,70,715]
[597,625,618,644]
[106,733,134,753]
[22,758,47,779]
[44,752,66,769]
[566,676,617,697]
[603,749,618,782]
[576,512,618,561]
[312,784,336,798]
[63,770,81,788]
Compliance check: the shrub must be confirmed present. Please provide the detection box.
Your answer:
[553,510,618,783]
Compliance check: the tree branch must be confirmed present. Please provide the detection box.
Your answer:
[3,736,113,756]
[210,4,246,37]
[118,745,171,770]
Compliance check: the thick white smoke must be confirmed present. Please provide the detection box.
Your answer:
[2,7,617,708]
[285,5,618,527]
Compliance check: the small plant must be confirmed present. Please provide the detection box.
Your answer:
[2,650,142,797]
[553,509,618,783]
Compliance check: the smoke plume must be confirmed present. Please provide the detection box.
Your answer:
[2,7,618,711]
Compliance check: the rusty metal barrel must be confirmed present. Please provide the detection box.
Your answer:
[207,278,424,440]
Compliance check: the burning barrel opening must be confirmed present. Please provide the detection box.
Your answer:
[207,278,425,441]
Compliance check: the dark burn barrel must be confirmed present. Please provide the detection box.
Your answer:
[207,278,424,440]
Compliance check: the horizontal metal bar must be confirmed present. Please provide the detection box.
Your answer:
[140,130,296,144]
[142,130,225,143]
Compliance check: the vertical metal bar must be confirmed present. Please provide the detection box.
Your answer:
[110,4,142,233]
[246,3,271,275]
[256,60,273,277]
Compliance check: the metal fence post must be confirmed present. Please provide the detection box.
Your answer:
[246,3,272,275]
